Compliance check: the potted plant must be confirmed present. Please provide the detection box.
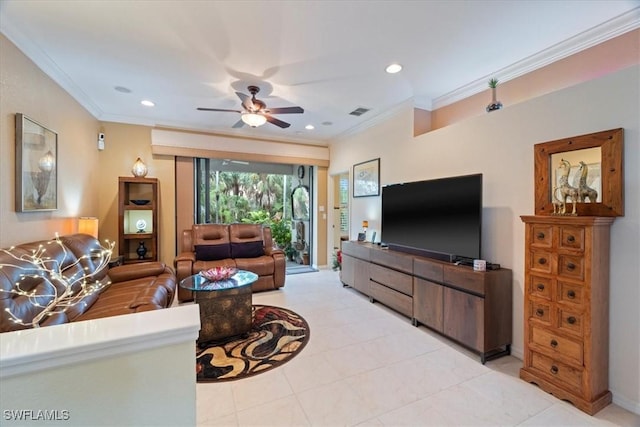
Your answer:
[486,78,503,112]
[270,218,292,250]
[284,244,297,261]
[332,250,342,271]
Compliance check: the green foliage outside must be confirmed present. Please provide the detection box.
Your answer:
[198,170,295,250]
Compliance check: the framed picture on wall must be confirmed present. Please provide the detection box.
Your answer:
[534,128,623,216]
[353,158,380,198]
[15,113,58,212]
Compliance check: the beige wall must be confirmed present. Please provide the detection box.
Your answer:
[329,65,640,412]
[315,166,328,266]
[0,34,100,246]
[428,29,640,132]
[97,122,176,266]
[175,156,195,253]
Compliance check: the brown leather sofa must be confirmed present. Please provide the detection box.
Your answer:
[0,233,176,333]
[175,223,285,302]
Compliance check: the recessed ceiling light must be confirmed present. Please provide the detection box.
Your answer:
[385,63,402,74]
[305,124,315,130]
[141,100,155,107]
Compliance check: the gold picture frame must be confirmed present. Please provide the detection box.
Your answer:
[534,128,623,216]
[15,114,58,212]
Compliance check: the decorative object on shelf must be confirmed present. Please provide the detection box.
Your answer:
[199,266,237,282]
[577,161,598,202]
[131,157,148,177]
[130,199,150,205]
[136,241,147,259]
[486,78,503,112]
[0,234,114,328]
[534,128,623,216]
[15,113,58,212]
[553,159,578,216]
[78,216,99,238]
[135,219,147,233]
[353,158,380,197]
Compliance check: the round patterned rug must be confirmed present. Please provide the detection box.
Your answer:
[196,305,310,382]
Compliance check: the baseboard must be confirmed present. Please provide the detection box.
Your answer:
[510,346,524,361]
[611,391,640,415]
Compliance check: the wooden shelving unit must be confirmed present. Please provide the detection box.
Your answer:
[118,177,159,264]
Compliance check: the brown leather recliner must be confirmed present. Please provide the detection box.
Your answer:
[0,233,176,333]
[174,223,285,302]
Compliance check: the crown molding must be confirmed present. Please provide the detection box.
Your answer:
[432,8,640,110]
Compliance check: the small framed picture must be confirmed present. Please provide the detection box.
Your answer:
[357,232,366,242]
[353,158,380,197]
[15,114,58,212]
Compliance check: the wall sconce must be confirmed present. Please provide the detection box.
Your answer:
[78,217,99,239]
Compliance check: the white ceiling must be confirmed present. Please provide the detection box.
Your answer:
[1,1,639,144]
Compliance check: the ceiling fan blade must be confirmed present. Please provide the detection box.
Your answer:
[231,119,245,128]
[265,114,291,128]
[235,92,254,111]
[266,106,304,114]
[197,107,242,113]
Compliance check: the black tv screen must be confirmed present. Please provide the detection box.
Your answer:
[381,174,482,262]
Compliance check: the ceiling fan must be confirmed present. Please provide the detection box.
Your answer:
[197,86,304,129]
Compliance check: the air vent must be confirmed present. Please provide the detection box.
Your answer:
[349,107,370,117]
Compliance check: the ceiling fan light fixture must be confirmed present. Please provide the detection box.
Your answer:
[241,112,267,127]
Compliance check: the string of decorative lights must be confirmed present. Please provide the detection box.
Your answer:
[0,234,114,328]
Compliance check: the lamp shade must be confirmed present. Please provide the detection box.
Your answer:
[241,112,267,127]
[362,220,369,229]
[78,217,99,238]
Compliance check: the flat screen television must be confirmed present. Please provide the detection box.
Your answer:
[381,173,482,262]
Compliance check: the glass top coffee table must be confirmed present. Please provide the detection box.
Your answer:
[180,270,258,343]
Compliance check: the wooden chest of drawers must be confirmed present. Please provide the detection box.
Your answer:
[520,216,614,415]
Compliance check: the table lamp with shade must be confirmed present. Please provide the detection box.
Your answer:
[78,217,99,239]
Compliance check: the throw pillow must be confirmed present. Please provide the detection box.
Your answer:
[195,244,231,261]
[230,241,264,258]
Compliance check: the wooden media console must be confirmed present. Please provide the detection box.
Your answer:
[340,241,512,363]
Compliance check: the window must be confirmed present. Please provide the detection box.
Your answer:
[195,158,295,224]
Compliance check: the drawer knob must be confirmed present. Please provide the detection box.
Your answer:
[567,316,577,325]
[536,283,545,291]
[567,235,575,243]
[536,308,544,317]
[567,263,576,271]
[536,232,545,240]
[538,258,547,265]
[567,290,576,299]
[550,339,558,348]
[550,365,559,375]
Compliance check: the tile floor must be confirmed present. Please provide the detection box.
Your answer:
[195,269,640,426]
